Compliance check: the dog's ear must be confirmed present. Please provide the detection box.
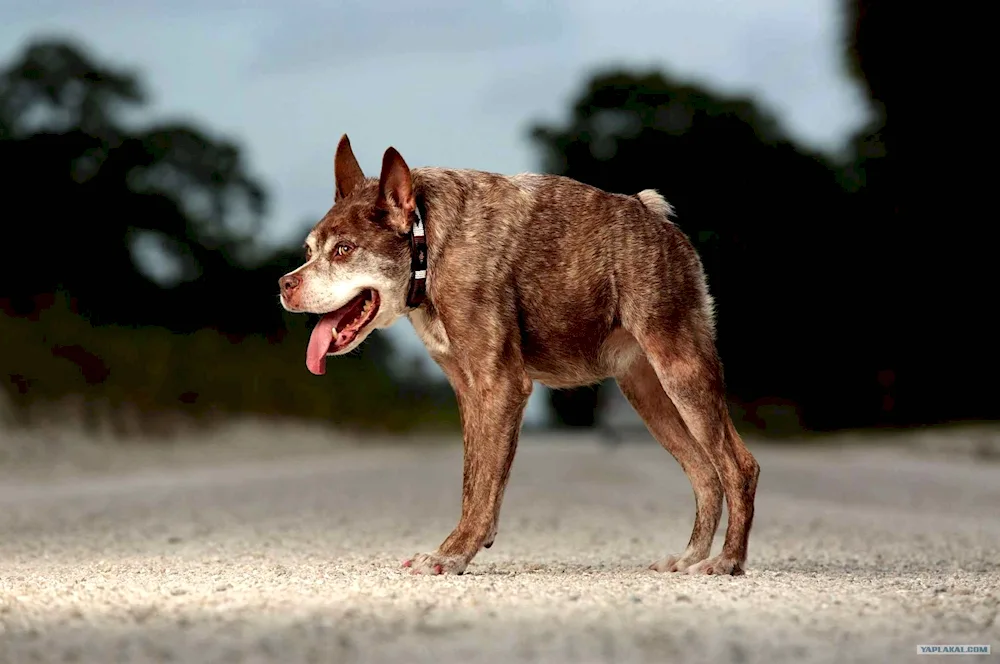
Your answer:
[376,146,416,233]
[334,134,366,202]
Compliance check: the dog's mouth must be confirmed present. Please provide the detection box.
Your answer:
[305,289,381,375]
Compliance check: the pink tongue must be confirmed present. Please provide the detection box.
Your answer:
[306,312,343,376]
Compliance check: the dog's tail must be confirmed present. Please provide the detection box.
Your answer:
[637,188,715,333]
[635,189,675,221]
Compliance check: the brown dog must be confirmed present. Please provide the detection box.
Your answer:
[279,135,760,576]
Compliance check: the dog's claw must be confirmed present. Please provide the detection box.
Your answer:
[402,559,412,568]
[433,564,443,574]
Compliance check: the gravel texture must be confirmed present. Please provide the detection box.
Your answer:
[1,424,999,663]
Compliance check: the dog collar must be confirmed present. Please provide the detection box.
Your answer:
[405,204,427,308]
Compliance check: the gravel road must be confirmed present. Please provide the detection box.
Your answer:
[1,427,999,664]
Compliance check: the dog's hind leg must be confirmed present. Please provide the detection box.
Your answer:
[634,328,760,575]
[616,353,723,571]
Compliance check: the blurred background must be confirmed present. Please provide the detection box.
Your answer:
[0,0,989,445]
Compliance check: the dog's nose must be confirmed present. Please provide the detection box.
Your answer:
[279,275,301,294]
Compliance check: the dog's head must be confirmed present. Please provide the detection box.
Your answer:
[279,135,419,375]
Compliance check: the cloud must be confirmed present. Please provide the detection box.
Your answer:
[245,0,567,77]
[479,0,872,153]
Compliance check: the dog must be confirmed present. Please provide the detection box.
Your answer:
[278,135,760,576]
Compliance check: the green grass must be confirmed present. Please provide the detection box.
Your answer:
[1,296,460,438]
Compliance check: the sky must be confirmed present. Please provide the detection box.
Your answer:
[2,0,872,424]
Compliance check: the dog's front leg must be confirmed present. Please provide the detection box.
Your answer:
[403,371,532,575]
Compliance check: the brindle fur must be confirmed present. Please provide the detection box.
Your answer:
[279,135,760,576]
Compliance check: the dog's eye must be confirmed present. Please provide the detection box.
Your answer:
[304,246,312,260]
[335,243,354,257]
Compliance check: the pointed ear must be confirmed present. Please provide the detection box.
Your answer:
[334,134,366,202]
[376,146,416,232]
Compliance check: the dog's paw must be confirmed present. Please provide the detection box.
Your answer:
[684,555,745,576]
[483,522,498,549]
[401,552,468,575]
[649,551,708,573]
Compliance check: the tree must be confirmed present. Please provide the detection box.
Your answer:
[0,39,279,331]
[839,0,995,426]
[0,38,423,430]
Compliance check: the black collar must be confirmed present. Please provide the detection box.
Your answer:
[405,203,428,308]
